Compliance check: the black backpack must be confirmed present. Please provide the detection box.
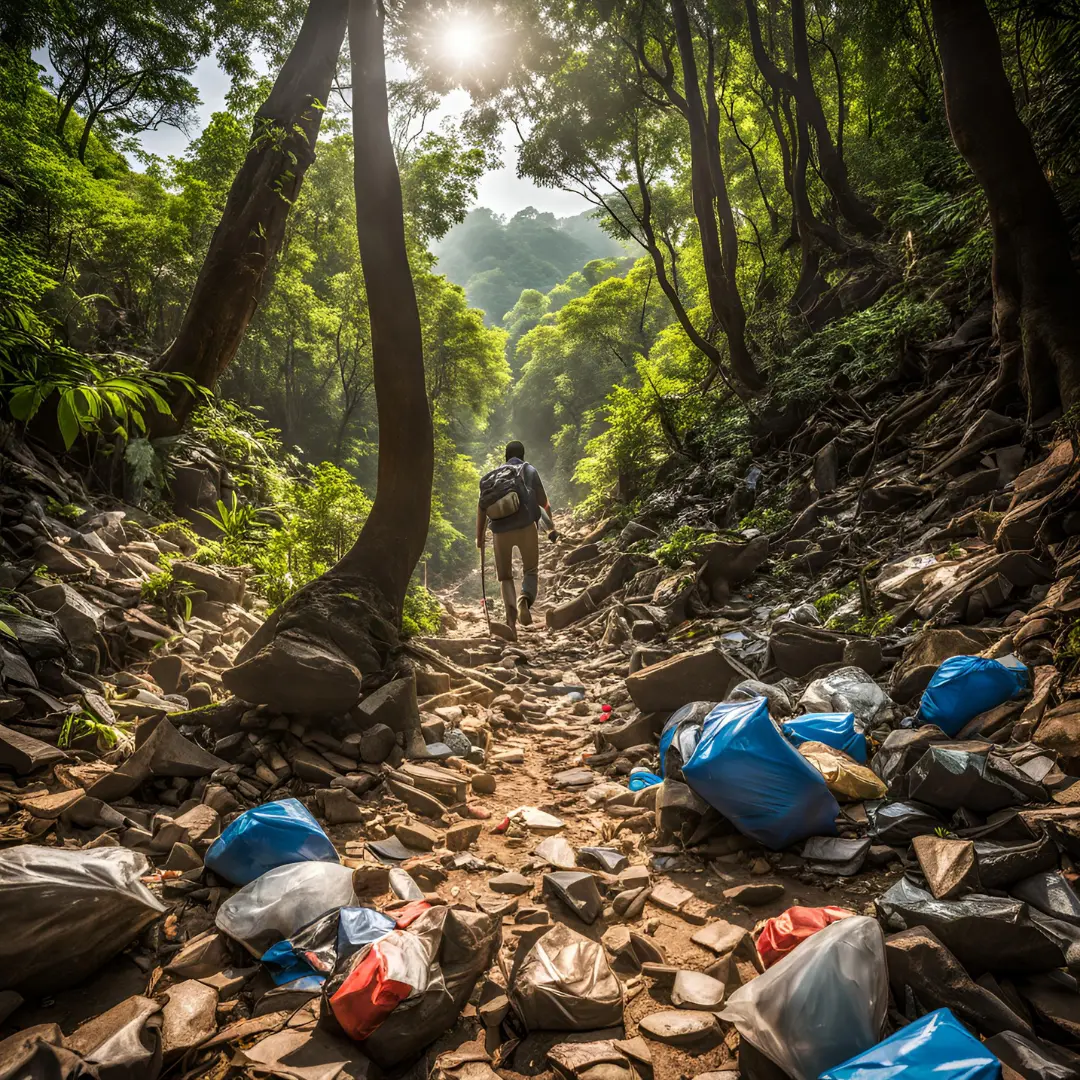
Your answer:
[479,462,529,521]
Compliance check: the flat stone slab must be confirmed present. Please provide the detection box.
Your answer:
[691,921,748,955]
[489,872,532,895]
[671,970,725,1010]
[638,1010,720,1047]
[722,881,785,906]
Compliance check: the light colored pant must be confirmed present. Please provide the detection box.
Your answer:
[492,523,539,620]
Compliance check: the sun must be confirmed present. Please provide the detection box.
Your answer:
[441,17,486,65]
[437,12,491,68]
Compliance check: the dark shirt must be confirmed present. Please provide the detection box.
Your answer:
[488,458,548,534]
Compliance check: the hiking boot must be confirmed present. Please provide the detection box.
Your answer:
[517,595,533,626]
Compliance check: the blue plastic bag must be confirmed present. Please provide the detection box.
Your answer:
[205,798,339,885]
[820,1007,1001,1079]
[782,712,867,764]
[681,697,839,850]
[918,655,1028,737]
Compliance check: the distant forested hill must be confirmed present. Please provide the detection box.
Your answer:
[431,206,627,324]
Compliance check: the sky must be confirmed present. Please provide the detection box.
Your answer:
[125,52,589,220]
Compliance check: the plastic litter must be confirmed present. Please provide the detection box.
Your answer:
[259,905,396,987]
[802,836,871,876]
[797,742,886,801]
[875,877,1065,974]
[905,746,1046,813]
[782,712,866,763]
[205,798,339,886]
[1011,870,1080,927]
[658,701,715,779]
[865,800,946,845]
[628,768,662,791]
[216,861,358,956]
[820,1007,1001,1080]
[798,667,894,727]
[507,922,623,1031]
[719,916,888,1080]
[0,846,166,995]
[680,697,838,849]
[326,904,499,1067]
[918,654,1028,737]
[755,905,856,968]
[984,1030,1080,1080]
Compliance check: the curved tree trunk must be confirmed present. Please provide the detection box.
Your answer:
[223,0,434,716]
[931,0,1080,420]
[789,0,881,237]
[670,0,765,393]
[153,0,348,430]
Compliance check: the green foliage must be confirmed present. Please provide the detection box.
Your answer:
[0,301,201,449]
[739,505,794,533]
[46,498,82,523]
[402,579,442,638]
[59,709,133,750]
[814,589,852,619]
[772,290,950,405]
[653,525,721,569]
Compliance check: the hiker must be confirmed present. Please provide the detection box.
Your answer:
[477,441,558,629]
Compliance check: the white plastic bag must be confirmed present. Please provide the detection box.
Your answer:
[216,861,357,956]
[798,667,895,727]
[719,915,887,1080]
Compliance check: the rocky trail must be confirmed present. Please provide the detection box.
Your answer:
[4,347,1080,1080]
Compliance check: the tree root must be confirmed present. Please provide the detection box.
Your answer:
[223,572,401,716]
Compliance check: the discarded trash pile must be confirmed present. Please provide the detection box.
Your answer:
[4,359,1080,1080]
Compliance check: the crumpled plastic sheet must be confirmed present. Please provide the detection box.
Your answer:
[905,746,1047,814]
[0,846,165,995]
[507,922,623,1032]
[755,906,856,968]
[798,667,895,728]
[865,799,946,845]
[658,701,715,780]
[216,861,358,957]
[798,742,887,801]
[875,876,1065,975]
[720,916,888,1080]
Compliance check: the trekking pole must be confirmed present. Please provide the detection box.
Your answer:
[479,534,492,636]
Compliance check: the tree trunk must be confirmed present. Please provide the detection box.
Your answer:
[153,0,348,430]
[789,0,881,237]
[670,0,765,393]
[223,0,434,716]
[931,0,1080,419]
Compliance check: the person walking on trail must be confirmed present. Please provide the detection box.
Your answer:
[476,441,558,630]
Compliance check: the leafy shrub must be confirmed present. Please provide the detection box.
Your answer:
[653,525,722,569]
[402,579,442,637]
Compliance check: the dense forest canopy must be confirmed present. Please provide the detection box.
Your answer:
[2,0,1080,625]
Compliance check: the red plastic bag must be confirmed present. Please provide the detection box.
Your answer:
[329,929,436,1039]
[392,900,431,928]
[756,905,856,968]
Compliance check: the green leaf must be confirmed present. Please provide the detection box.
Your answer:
[0,619,15,639]
[57,392,80,449]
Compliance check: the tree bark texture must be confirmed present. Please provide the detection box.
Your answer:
[931,0,1080,419]
[669,0,765,393]
[223,0,434,715]
[154,0,348,429]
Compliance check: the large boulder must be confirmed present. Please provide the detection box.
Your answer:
[172,562,245,606]
[625,644,754,713]
[223,633,362,715]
